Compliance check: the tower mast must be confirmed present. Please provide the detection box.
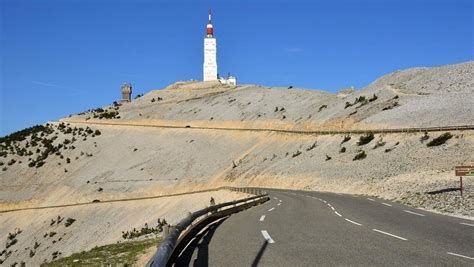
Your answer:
[203,9,218,81]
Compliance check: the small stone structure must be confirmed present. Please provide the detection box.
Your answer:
[121,83,132,102]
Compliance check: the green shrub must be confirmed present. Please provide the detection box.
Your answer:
[292,150,302,158]
[357,133,374,146]
[306,142,317,151]
[368,94,378,102]
[426,132,453,147]
[65,218,76,227]
[353,150,367,160]
[318,105,328,112]
[341,135,351,144]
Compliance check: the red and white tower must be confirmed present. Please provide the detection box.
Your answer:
[203,9,218,81]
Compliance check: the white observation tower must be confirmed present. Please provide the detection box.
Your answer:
[203,9,218,81]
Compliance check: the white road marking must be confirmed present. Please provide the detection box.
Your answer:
[382,203,392,207]
[268,207,275,212]
[323,200,327,203]
[367,198,375,201]
[274,197,278,200]
[345,218,362,226]
[372,229,407,241]
[312,197,317,199]
[447,252,474,260]
[277,203,282,206]
[335,211,342,217]
[331,206,335,211]
[260,215,266,222]
[279,199,282,203]
[261,230,275,243]
[460,222,474,227]
[403,210,425,216]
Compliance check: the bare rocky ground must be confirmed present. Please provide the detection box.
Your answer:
[1,61,473,264]
[0,190,245,265]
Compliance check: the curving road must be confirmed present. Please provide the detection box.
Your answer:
[175,189,474,266]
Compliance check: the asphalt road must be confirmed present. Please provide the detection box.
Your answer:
[175,189,474,266]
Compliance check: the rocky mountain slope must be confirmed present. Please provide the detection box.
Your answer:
[0,61,473,264]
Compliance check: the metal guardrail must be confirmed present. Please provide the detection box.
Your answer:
[61,119,474,136]
[146,187,269,267]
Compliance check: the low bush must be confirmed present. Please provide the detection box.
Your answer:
[325,155,332,161]
[426,132,453,147]
[357,133,374,146]
[341,135,351,144]
[353,150,367,161]
[318,105,328,112]
[368,94,378,102]
[292,150,302,158]
[65,218,76,227]
[306,142,317,151]
[340,147,346,153]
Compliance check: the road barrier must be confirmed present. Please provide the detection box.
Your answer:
[61,119,474,136]
[146,187,268,267]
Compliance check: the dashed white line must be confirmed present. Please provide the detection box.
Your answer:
[367,198,375,201]
[277,203,282,206]
[268,207,275,212]
[382,203,392,207]
[345,218,362,226]
[335,211,342,217]
[273,197,278,200]
[460,222,474,227]
[279,199,282,203]
[330,206,335,211]
[403,210,425,217]
[259,215,266,222]
[372,229,407,241]
[261,230,275,244]
[447,252,474,260]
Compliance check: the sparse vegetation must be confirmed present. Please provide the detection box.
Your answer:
[340,147,346,153]
[357,133,374,146]
[122,219,167,240]
[306,142,317,151]
[426,132,453,147]
[292,150,302,158]
[353,150,367,161]
[368,94,378,102]
[325,155,332,161]
[43,237,161,266]
[318,105,327,112]
[341,135,351,144]
[65,218,76,227]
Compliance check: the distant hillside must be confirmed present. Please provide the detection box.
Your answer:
[68,61,474,131]
[1,61,473,225]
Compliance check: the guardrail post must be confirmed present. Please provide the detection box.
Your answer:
[163,224,170,239]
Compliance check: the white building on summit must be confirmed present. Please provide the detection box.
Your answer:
[203,9,218,81]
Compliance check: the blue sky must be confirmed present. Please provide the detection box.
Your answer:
[1,0,472,136]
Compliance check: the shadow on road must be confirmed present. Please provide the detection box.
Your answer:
[174,217,228,266]
[251,241,269,267]
[425,187,460,195]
